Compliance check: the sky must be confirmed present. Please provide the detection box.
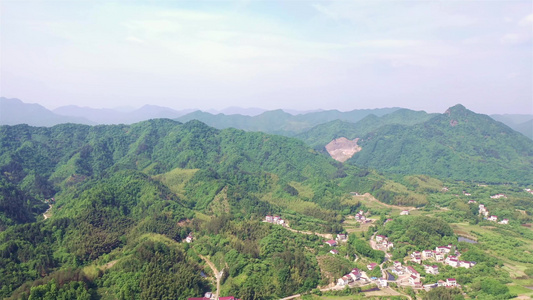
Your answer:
[1,0,532,115]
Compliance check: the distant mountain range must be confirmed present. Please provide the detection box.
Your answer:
[491,114,533,140]
[176,107,400,136]
[0,98,94,126]
[3,97,530,140]
[53,104,195,125]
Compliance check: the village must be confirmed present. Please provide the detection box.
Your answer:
[329,228,465,293]
[185,190,521,300]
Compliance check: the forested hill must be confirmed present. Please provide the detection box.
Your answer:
[0,118,341,187]
[348,104,533,183]
[295,109,435,150]
[0,119,345,225]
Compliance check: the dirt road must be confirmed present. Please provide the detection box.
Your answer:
[355,193,417,211]
[284,226,333,240]
[43,205,52,220]
[199,254,222,300]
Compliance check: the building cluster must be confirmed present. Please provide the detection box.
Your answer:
[490,194,507,199]
[394,260,460,290]
[406,265,421,286]
[325,234,349,255]
[409,246,476,269]
[354,210,371,223]
[375,235,394,250]
[43,197,55,204]
[438,278,457,287]
[325,239,338,255]
[479,204,509,224]
[337,268,362,286]
[478,204,489,217]
[264,215,285,226]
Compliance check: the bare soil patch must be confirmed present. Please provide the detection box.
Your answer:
[325,137,361,162]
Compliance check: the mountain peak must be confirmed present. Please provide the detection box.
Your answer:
[445,104,468,114]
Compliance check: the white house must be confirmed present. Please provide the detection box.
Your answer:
[422,250,433,259]
[446,278,457,287]
[394,261,402,268]
[337,276,350,286]
[459,261,472,268]
[400,210,409,216]
[447,258,459,268]
[435,252,445,261]
[488,215,498,222]
[378,278,388,287]
[336,234,348,241]
[499,219,509,224]
[409,275,421,286]
[185,233,194,243]
[424,265,439,274]
[436,246,451,254]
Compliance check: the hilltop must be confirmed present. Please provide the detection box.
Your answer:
[348,105,533,183]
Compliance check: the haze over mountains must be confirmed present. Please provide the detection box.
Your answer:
[2,97,531,140]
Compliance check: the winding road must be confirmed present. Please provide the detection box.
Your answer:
[198,254,223,300]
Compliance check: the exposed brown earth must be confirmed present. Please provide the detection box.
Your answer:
[325,137,362,162]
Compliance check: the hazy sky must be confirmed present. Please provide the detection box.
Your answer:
[1,1,532,114]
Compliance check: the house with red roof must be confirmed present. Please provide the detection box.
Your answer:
[325,240,337,247]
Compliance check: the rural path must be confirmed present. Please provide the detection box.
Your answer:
[354,193,417,211]
[279,294,301,300]
[284,226,333,240]
[198,254,222,300]
[364,286,412,300]
[43,205,52,220]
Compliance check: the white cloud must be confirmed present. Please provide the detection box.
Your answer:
[519,13,533,26]
[500,33,531,45]
[354,39,423,48]
[125,36,144,44]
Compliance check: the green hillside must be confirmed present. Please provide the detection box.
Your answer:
[490,114,533,140]
[296,109,434,150]
[349,105,533,183]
